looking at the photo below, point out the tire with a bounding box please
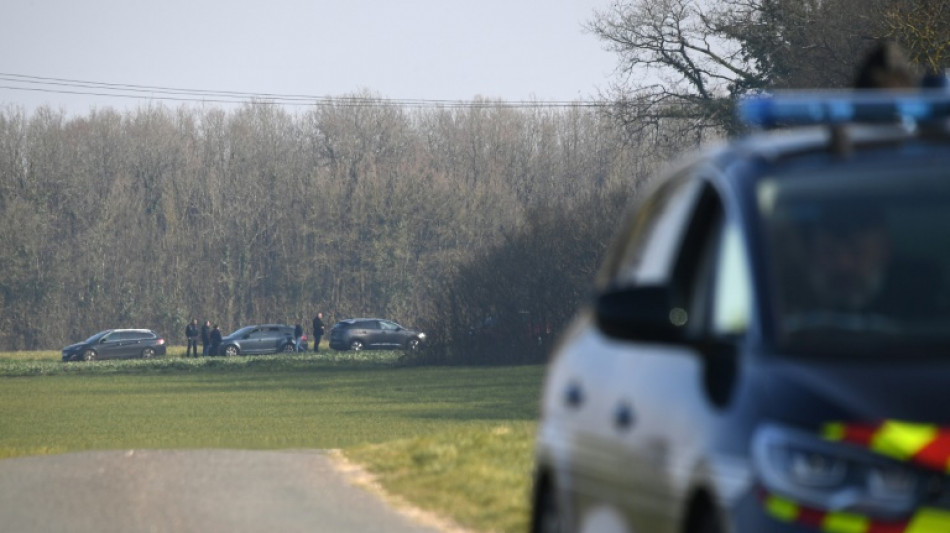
[694,509,724,533]
[82,349,96,362]
[349,340,364,351]
[405,338,420,351]
[282,343,295,353]
[223,345,239,357]
[531,481,562,533]
[142,347,156,359]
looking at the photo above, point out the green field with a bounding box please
[0,350,544,533]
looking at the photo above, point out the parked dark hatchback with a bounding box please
[62,329,167,361]
[329,318,425,351]
[217,324,305,356]
[531,89,950,533]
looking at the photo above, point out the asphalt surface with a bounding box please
[0,449,452,533]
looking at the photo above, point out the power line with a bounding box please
[0,72,609,109]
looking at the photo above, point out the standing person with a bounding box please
[200,320,211,356]
[210,324,222,356]
[312,312,325,352]
[294,322,304,352]
[185,318,199,358]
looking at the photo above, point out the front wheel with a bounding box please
[142,347,156,359]
[349,340,364,351]
[282,343,295,353]
[531,481,562,533]
[405,338,420,351]
[223,345,239,357]
[82,349,96,362]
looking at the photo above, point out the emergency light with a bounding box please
[739,85,950,129]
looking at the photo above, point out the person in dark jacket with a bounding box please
[294,323,304,352]
[312,312,325,352]
[210,324,222,356]
[200,320,211,356]
[185,318,199,357]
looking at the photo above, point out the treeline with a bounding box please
[0,96,697,360]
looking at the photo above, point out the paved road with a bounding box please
[0,449,453,533]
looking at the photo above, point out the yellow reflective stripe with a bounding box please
[905,508,950,533]
[822,512,869,533]
[824,422,846,441]
[871,420,936,461]
[764,493,799,522]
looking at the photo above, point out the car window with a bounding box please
[84,331,108,343]
[380,321,398,331]
[760,155,950,354]
[599,171,702,287]
[666,182,731,338]
[711,220,752,336]
[361,321,380,330]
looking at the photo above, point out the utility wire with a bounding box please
[0,72,609,109]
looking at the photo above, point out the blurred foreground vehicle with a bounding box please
[531,87,950,533]
[62,329,167,361]
[217,324,304,356]
[329,318,425,351]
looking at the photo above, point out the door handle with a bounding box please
[614,402,635,431]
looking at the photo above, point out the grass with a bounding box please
[0,349,544,533]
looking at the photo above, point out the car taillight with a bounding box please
[156,338,165,345]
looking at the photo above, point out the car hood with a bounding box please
[62,342,87,352]
[751,355,950,425]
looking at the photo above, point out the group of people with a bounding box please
[291,312,326,352]
[183,312,326,356]
[184,319,223,357]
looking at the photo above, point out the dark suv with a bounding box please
[217,324,305,356]
[329,318,425,351]
[531,89,950,533]
[62,329,167,361]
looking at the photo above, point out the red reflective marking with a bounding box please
[867,520,907,533]
[797,507,825,528]
[912,431,950,471]
[842,424,879,445]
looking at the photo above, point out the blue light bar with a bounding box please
[739,89,950,129]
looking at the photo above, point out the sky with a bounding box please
[1,0,619,116]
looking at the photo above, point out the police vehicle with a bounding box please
[531,85,950,533]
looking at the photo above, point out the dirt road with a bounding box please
[0,449,454,533]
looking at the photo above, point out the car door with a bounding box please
[605,178,753,532]
[360,321,383,348]
[240,328,265,354]
[377,320,403,348]
[100,331,137,359]
[96,331,124,359]
[555,171,703,531]
[123,331,150,358]
[262,326,286,353]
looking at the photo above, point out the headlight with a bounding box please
[753,424,923,517]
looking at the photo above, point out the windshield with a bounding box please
[760,155,950,355]
[227,326,255,338]
[83,330,110,344]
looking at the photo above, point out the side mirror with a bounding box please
[594,285,688,343]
